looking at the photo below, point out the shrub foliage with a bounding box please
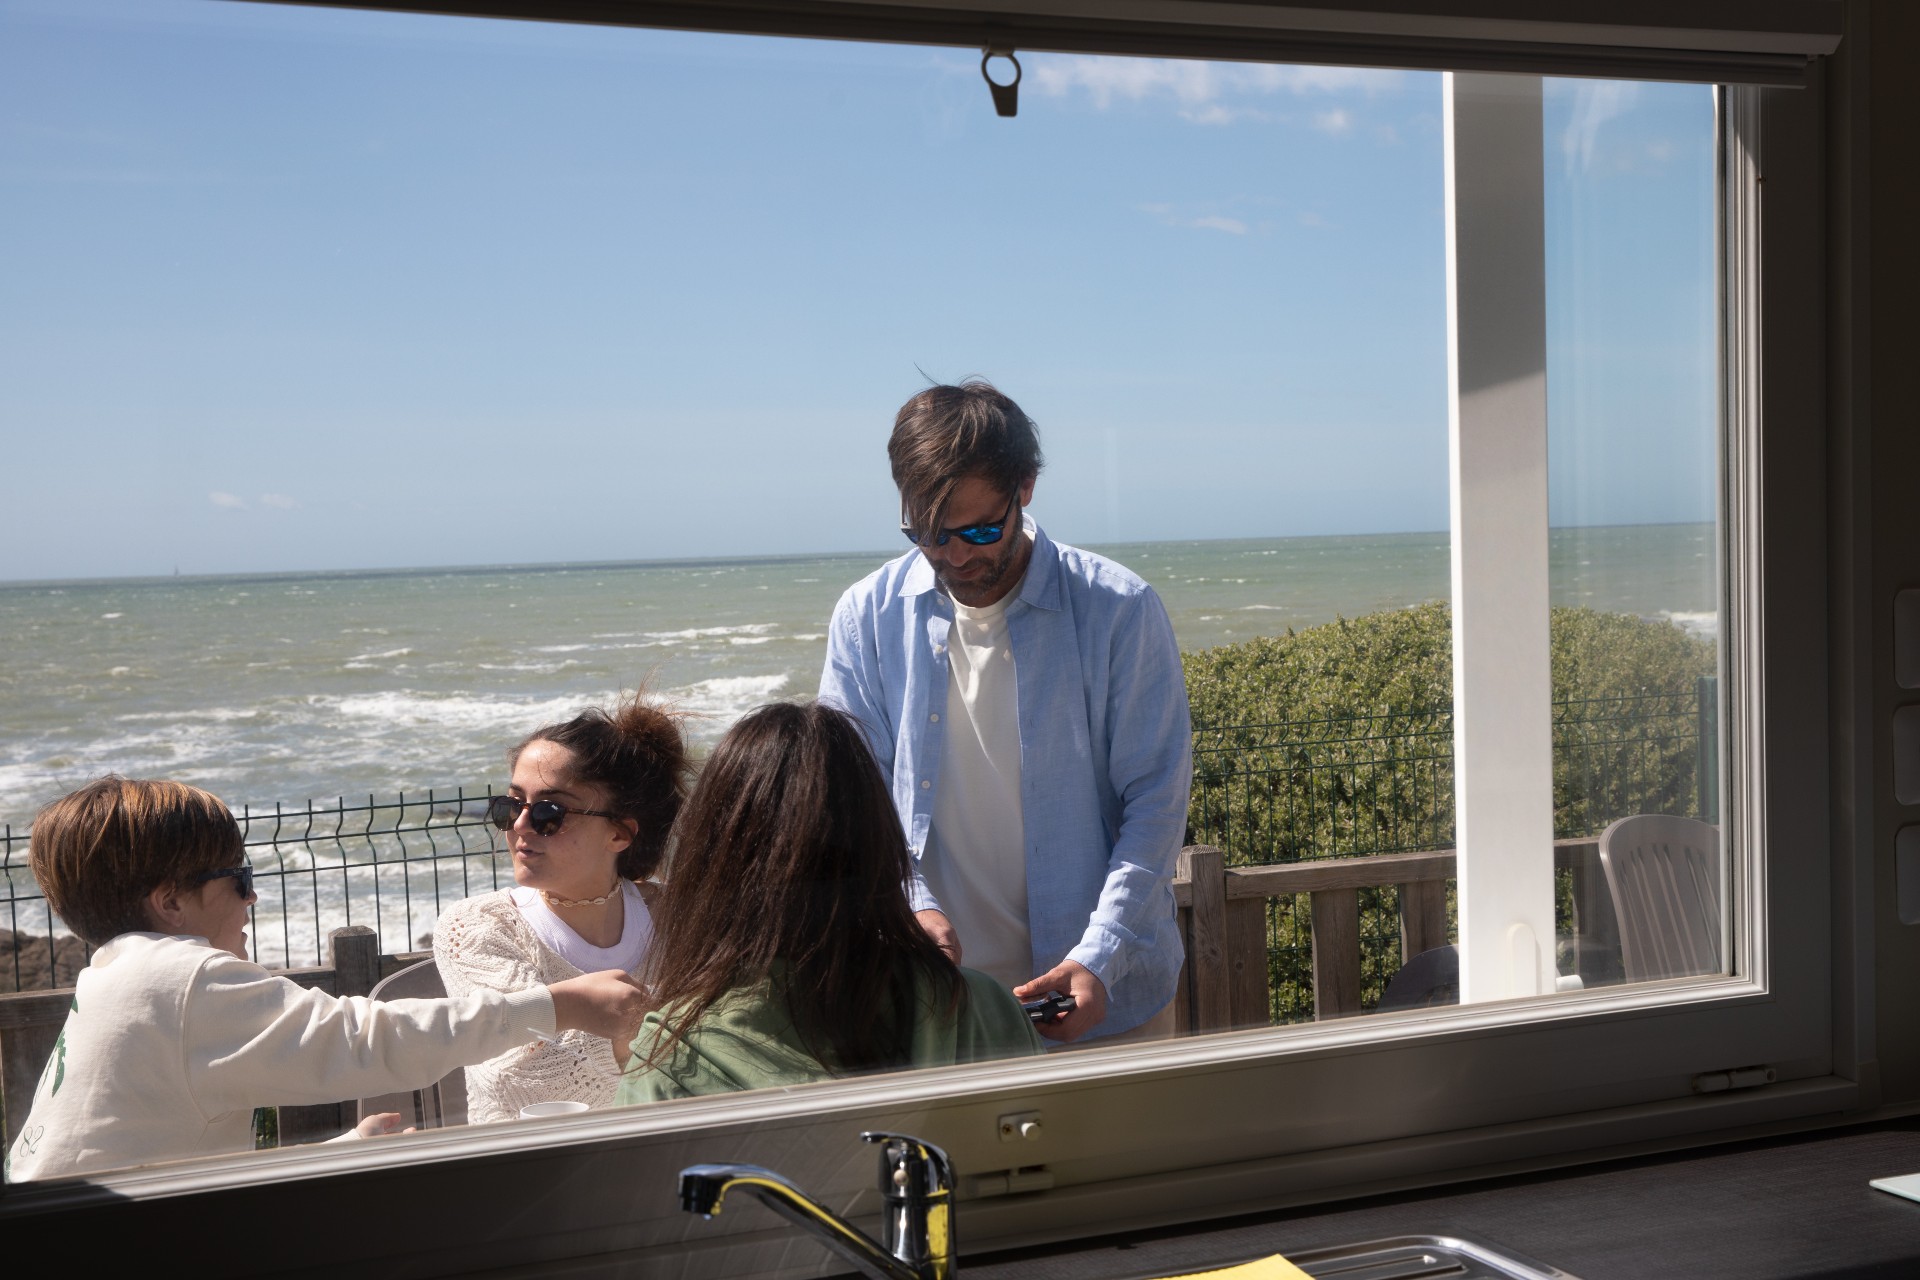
[1182,602,1716,1022]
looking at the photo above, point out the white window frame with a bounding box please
[0,7,1860,1276]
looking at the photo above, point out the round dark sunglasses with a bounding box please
[190,861,255,898]
[901,492,1018,548]
[487,794,618,837]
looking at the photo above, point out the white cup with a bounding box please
[519,1101,591,1120]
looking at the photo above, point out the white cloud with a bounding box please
[1561,81,1641,173]
[1181,104,1268,127]
[208,491,247,510]
[1297,211,1334,230]
[1311,108,1354,137]
[1138,205,1252,235]
[1191,215,1249,235]
[259,493,299,510]
[1031,54,1402,122]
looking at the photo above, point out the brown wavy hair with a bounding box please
[31,776,244,946]
[639,700,964,1074]
[889,379,1044,544]
[513,690,693,881]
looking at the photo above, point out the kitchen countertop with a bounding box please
[954,1117,1920,1280]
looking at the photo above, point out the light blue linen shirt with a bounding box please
[819,519,1192,1039]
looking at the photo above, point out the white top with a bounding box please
[923,580,1033,988]
[6,931,556,1181]
[511,880,652,976]
[434,886,657,1124]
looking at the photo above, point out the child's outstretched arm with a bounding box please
[182,953,657,1118]
[546,969,654,1055]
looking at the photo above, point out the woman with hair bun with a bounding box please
[434,691,692,1123]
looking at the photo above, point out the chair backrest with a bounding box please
[1377,944,1460,1012]
[356,958,469,1129]
[1596,814,1722,983]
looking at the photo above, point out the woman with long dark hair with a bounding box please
[435,691,692,1122]
[618,701,1040,1100]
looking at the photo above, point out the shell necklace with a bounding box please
[540,881,624,909]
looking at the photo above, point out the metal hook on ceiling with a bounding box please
[981,44,1021,118]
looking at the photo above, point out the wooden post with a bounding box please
[1224,898,1271,1029]
[1178,846,1230,1034]
[1398,878,1450,962]
[329,925,381,997]
[276,926,382,1146]
[1310,887,1362,1020]
[1,1017,65,1147]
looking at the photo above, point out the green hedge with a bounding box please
[1182,602,1715,1022]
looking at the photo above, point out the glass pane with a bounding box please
[1543,79,1723,990]
[0,0,1728,1184]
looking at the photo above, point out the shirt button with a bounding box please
[934,644,946,655]
[920,779,931,790]
[929,713,940,722]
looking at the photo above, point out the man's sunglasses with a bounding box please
[191,861,255,898]
[901,492,1018,548]
[487,794,618,838]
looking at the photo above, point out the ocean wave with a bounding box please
[348,647,414,662]
[532,644,593,653]
[675,673,792,721]
[118,707,263,723]
[642,622,777,642]
[328,689,611,733]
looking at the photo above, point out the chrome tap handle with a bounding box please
[860,1132,956,1279]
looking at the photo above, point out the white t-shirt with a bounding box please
[510,880,652,977]
[924,581,1033,989]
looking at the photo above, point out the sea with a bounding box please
[0,523,1717,832]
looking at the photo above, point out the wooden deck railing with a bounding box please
[1170,838,1619,1032]
[1,842,1625,1146]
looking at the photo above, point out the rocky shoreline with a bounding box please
[0,929,88,993]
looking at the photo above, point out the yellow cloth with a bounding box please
[1164,1257,1311,1280]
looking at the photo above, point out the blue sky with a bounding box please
[0,0,1715,581]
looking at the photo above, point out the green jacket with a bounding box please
[618,965,1043,1102]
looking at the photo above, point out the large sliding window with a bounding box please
[0,2,1852,1275]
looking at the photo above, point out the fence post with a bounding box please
[1397,879,1450,961]
[1,1015,65,1148]
[1310,888,1362,1020]
[275,926,382,1147]
[1178,846,1231,1034]
[1224,896,1271,1029]
[329,925,380,998]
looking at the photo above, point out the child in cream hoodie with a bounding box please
[7,776,651,1182]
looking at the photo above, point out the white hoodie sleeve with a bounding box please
[182,949,555,1118]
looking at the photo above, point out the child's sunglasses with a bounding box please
[487,795,618,838]
[191,861,255,898]
[901,492,1018,548]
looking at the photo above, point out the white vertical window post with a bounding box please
[1444,72,1556,1003]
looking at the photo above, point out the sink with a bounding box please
[1105,1233,1581,1280]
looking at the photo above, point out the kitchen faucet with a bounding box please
[679,1130,956,1280]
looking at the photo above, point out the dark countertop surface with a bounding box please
[954,1117,1920,1280]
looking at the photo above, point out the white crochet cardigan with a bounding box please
[433,885,657,1124]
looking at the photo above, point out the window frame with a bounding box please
[0,6,1864,1275]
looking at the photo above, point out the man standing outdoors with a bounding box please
[820,381,1192,1044]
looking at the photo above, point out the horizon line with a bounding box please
[0,519,1716,592]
